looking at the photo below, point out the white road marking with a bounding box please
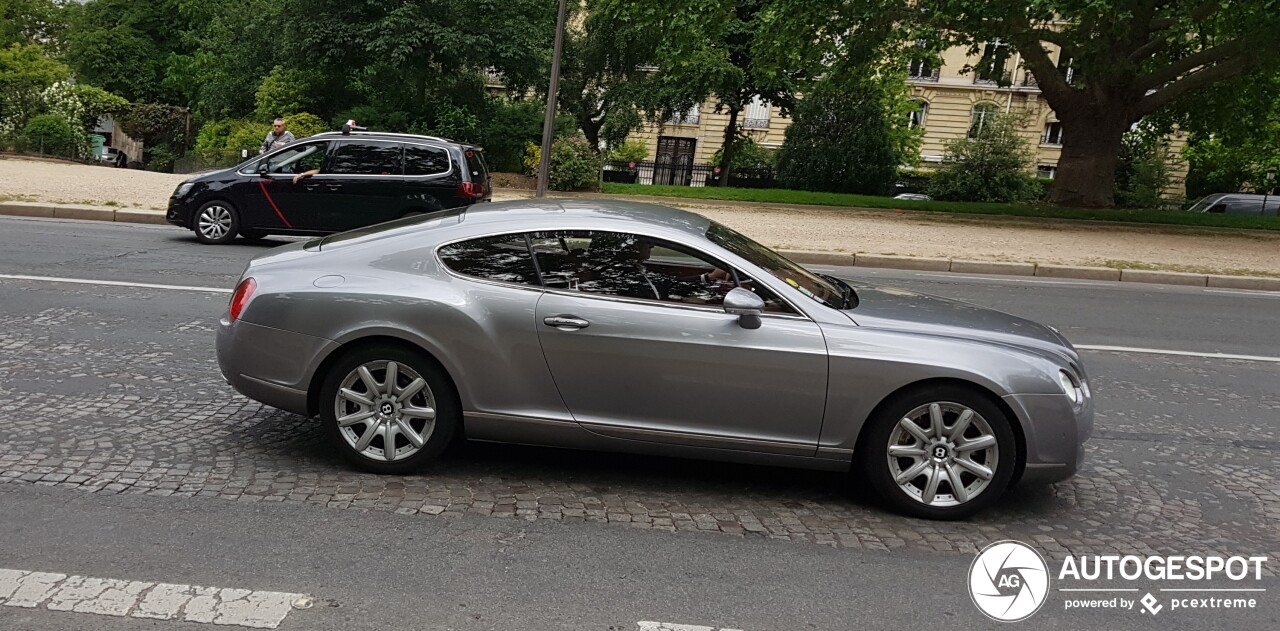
[639,622,745,631]
[0,273,231,294]
[1076,345,1280,363]
[1205,288,1280,299]
[0,568,306,628]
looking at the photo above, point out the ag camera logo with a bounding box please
[969,540,1051,622]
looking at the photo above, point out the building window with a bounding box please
[1037,164,1057,179]
[742,96,770,129]
[968,102,1000,138]
[667,104,700,126]
[1058,56,1078,85]
[975,39,1011,85]
[908,58,939,81]
[1042,121,1064,145]
[907,101,928,129]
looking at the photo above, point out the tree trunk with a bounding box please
[717,107,740,187]
[580,114,604,155]
[1049,109,1132,208]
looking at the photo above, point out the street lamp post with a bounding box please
[535,0,570,198]
[1264,169,1277,216]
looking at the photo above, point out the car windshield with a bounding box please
[706,222,847,310]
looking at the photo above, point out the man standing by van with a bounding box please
[260,118,295,154]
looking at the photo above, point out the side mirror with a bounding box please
[724,287,765,330]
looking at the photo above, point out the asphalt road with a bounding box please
[0,216,1277,630]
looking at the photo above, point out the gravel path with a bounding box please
[4,156,1277,275]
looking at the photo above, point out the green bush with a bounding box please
[608,139,649,163]
[22,114,81,156]
[776,76,911,195]
[545,135,603,191]
[928,112,1037,203]
[254,66,319,121]
[1114,122,1176,208]
[710,136,775,171]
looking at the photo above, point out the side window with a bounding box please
[404,144,450,176]
[529,230,795,313]
[437,234,539,285]
[330,141,402,175]
[256,142,329,175]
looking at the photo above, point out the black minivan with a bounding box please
[167,131,491,244]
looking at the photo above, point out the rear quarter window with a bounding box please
[438,234,538,285]
[404,144,450,176]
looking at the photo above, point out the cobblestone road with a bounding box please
[1,279,1277,570]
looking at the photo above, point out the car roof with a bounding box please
[310,130,475,148]
[314,199,714,250]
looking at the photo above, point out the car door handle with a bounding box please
[543,315,590,330]
[304,184,319,191]
[325,184,342,190]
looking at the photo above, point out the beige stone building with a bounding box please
[625,41,1186,194]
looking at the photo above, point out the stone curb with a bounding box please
[2,202,1276,293]
[777,250,1279,292]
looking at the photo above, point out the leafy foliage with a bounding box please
[23,113,80,155]
[254,66,321,121]
[608,139,650,163]
[710,137,775,171]
[776,76,916,195]
[928,112,1037,203]
[544,135,604,192]
[1114,122,1178,208]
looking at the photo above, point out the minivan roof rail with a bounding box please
[313,130,455,144]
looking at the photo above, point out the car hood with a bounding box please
[843,282,1078,362]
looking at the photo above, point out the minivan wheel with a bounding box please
[319,345,459,474]
[194,201,240,245]
[861,385,1016,520]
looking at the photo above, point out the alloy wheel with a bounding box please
[333,360,437,462]
[885,401,999,507]
[197,205,233,240]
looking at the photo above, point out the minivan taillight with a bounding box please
[229,278,256,322]
[457,181,485,199]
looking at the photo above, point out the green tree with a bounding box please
[1114,122,1177,208]
[556,1,651,153]
[594,0,808,186]
[776,75,916,195]
[710,136,775,171]
[1173,73,1280,199]
[1,0,65,49]
[0,43,70,133]
[254,66,320,121]
[771,0,1280,207]
[23,113,80,155]
[928,111,1037,203]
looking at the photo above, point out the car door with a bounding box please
[530,229,829,454]
[250,140,333,230]
[318,140,404,232]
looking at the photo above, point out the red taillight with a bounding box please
[229,277,256,322]
[457,181,485,198]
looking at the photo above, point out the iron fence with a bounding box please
[602,161,777,189]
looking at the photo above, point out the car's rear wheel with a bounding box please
[861,385,1016,520]
[319,345,458,474]
[194,201,240,245]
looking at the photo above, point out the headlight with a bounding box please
[175,182,194,197]
[1058,370,1081,404]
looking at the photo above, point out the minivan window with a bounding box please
[330,141,402,175]
[403,144,450,176]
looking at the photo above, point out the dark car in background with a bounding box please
[167,131,491,244]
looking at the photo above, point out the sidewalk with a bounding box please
[3,197,1277,292]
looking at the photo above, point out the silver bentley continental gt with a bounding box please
[215,200,1092,519]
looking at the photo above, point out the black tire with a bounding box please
[239,229,268,242]
[192,200,240,245]
[860,384,1017,520]
[319,344,459,475]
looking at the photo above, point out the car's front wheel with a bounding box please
[319,345,459,474]
[193,201,240,245]
[861,385,1016,520]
